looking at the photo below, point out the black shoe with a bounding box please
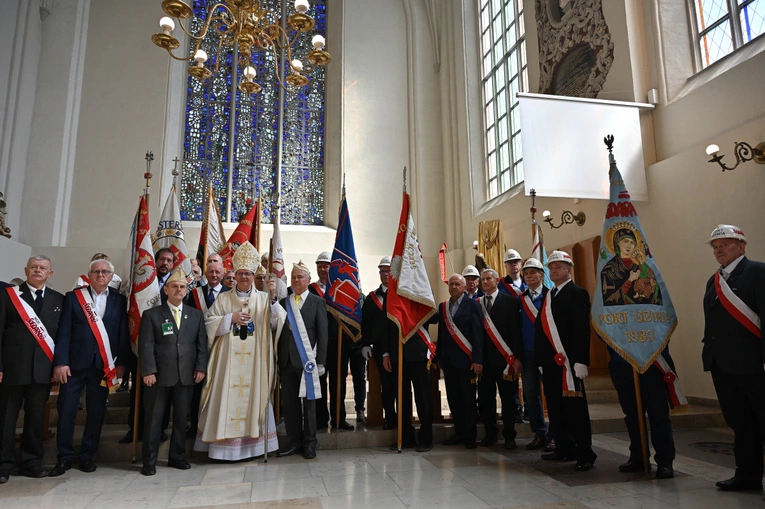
[656,465,674,479]
[78,459,97,473]
[48,460,72,477]
[18,466,50,478]
[465,441,477,449]
[716,476,763,491]
[515,406,525,424]
[526,437,545,450]
[356,410,365,423]
[443,435,464,446]
[543,438,556,452]
[504,439,517,450]
[0,471,8,484]
[168,459,191,470]
[574,461,594,472]
[276,444,303,457]
[332,421,355,431]
[117,382,129,392]
[141,465,156,476]
[618,459,649,473]
[480,436,497,447]
[416,443,433,452]
[541,452,573,461]
[382,422,397,430]
[303,447,316,460]
[160,432,168,442]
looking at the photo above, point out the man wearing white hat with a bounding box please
[534,250,596,471]
[499,249,526,297]
[462,265,484,301]
[361,256,398,429]
[703,225,765,492]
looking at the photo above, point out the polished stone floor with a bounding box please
[1,428,762,509]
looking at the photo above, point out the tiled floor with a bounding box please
[2,428,763,509]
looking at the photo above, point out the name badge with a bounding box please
[162,322,174,335]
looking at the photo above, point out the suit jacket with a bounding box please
[278,293,329,370]
[361,286,397,353]
[54,287,129,371]
[0,282,65,384]
[436,295,483,370]
[702,257,765,375]
[481,291,523,367]
[186,284,229,310]
[534,281,591,369]
[138,303,208,386]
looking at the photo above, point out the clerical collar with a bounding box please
[235,286,252,298]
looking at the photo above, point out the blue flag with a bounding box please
[326,192,363,340]
[591,137,677,373]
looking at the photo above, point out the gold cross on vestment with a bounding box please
[230,408,247,431]
[234,342,252,365]
[233,375,250,397]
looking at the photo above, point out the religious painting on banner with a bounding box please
[592,137,677,373]
[326,192,362,340]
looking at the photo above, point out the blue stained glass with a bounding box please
[180,0,326,225]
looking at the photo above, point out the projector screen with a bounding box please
[518,93,653,201]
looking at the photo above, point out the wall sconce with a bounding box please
[706,141,765,172]
[542,209,586,229]
[472,240,479,251]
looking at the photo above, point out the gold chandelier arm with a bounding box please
[176,3,236,40]
[166,47,194,61]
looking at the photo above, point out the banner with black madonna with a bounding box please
[592,136,678,373]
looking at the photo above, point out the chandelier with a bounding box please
[151,0,330,94]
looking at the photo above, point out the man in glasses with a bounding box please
[50,259,129,476]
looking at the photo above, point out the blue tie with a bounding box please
[206,288,216,307]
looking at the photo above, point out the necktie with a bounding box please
[719,268,729,281]
[295,294,302,308]
[551,288,558,298]
[206,288,216,307]
[35,289,44,312]
[172,307,181,328]
[485,295,493,313]
[530,290,537,300]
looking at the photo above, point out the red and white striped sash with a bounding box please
[73,288,118,389]
[372,291,435,360]
[6,287,55,362]
[520,293,539,323]
[714,271,761,338]
[76,274,91,287]
[653,355,688,409]
[539,291,581,397]
[441,300,472,359]
[191,287,207,314]
[498,280,522,297]
[310,282,325,297]
[481,298,519,380]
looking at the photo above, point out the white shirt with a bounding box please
[511,277,523,288]
[720,254,745,279]
[26,283,46,297]
[553,279,572,295]
[207,283,223,301]
[527,285,544,300]
[317,280,327,292]
[293,289,310,309]
[89,286,109,318]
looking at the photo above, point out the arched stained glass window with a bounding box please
[180,0,327,225]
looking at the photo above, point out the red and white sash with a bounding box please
[498,280,523,297]
[481,297,519,380]
[653,355,688,409]
[310,282,325,297]
[714,271,761,338]
[539,291,581,397]
[73,288,118,389]
[191,286,207,314]
[6,287,55,362]
[441,300,472,359]
[76,274,91,287]
[371,291,434,361]
[520,292,539,323]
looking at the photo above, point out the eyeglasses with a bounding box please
[379,270,391,275]
[89,270,113,276]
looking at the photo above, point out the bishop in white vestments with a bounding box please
[194,242,285,460]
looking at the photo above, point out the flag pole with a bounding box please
[530,188,537,246]
[397,167,407,453]
[132,150,154,463]
[335,326,343,430]
[632,368,651,472]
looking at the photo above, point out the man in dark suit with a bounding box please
[535,250,596,471]
[702,224,765,492]
[360,256,398,430]
[437,274,483,449]
[478,268,523,449]
[276,262,328,460]
[0,256,64,482]
[49,259,129,476]
[138,270,207,476]
[185,260,226,438]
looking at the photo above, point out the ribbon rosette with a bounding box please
[663,371,676,383]
[554,353,567,367]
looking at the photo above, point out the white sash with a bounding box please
[441,300,472,359]
[653,355,688,408]
[6,287,55,361]
[714,271,761,338]
[286,295,322,400]
[481,298,519,380]
[540,291,580,397]
[74,288,118,389]
[192,287,208,314]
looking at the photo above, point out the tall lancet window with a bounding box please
[180,0,327,225]
[478,0,528,199]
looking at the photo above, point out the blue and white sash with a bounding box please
[285,295,322,400]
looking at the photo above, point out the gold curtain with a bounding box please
[478,219,504,272]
